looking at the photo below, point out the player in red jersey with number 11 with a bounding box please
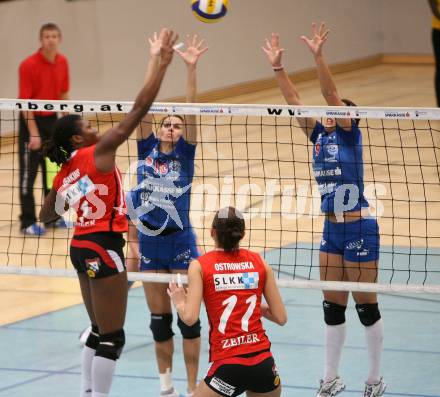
[168,207,287,397]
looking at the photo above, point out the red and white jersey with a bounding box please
[199,248,271,362]
[52,145,127,236]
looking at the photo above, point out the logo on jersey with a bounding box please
[214,272,259,291]
[86,258,100,278]
[144,155,180,177]
[61,175,95,206]
[159,163,168,175]
[326,144,338,156]
[315,142,321,156]
[145,156,153,167]
[169,160,181,173]
[209,377,235,396]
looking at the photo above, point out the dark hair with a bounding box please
[212,207,245,251]
[43,115,81,165]
[341,98,360,127]
[39,23,61,38]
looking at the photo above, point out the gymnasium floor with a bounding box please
[1,63,440,396]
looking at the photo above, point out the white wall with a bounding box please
[0,0,432,102]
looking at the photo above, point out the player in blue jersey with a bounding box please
[126,34,208,397]
[263,23,386,397]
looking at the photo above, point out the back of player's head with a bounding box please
[212,206,245,251]
[43,114,82,165]
[39,22,61,38]
[341,98,360,127]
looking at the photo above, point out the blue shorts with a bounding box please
[138,227,199,271]
[320,217,380,262]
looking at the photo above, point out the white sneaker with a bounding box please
[160,388,181,397]
[79,325,92,345]
[185,393,194,397]
[316,376,346,397]
[364,378,386,397]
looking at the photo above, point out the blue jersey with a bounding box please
[130,134,196,230]
[310,121,369,213]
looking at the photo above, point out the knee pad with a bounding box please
[177,316,201,339]
[150,313,174,342]
[355,303,381,326]
[85,324,100,350]
[95,329,125,361]
[323,300,347,325]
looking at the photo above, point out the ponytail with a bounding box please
[212,207,245,252]
[43,114,81,165]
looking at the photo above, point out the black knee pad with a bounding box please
[85,324,100,350]
[95,329,125,361]
[177,316,201,339]
[355,303,381,326]
[323,300,347,325]
[150,313,174,342]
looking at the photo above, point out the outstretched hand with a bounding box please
[157,28,179,66]
[262,33,284,67]
[148,31,162,57]
[167,276,187,307]
[175,34,209,66]
[301,22,330,57]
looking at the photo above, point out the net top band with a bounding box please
[2,98,440,120]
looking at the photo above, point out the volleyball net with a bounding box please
[0,99,439,294]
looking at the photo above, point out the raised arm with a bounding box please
[301,23,352,130]
[95,28,178,172]
[136,32,163,141]
[429,0,440,19]
[175,35,209,145]
[262,33,316,138]
[168,260,203,326]
[261,261,287,325]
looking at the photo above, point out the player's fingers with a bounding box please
[170,32,179,47]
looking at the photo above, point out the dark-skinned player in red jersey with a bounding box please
[39,28,178,397]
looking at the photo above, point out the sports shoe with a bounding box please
[316,376,346,397]
[185,393,193,397]
[79,325,92,345]
[160,388,181,397]
[364,378,386,397]
[21,223,46,236]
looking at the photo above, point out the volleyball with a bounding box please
[191,0,229,23]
